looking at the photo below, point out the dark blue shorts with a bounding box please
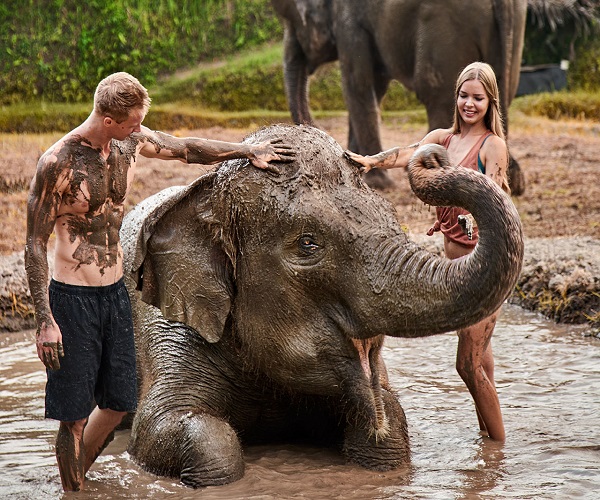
[45,278,137,422]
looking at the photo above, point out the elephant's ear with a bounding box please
[124,172,231,343]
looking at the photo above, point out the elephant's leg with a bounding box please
[129,398,244,487]
[348,65,390,154]
[411,9,480,132]
[363,72,395,190]
[342,389,410,471]
[338,30,392,190]
[179,412,244,487]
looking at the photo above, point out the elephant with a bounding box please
[270,0,527,194]
[120,124,523,488]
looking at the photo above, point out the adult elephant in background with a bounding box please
[121,124,523,488]
[271,0,527,194]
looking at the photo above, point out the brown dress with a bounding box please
[427,131,493,248]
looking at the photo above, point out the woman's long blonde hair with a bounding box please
[451,62,510,192]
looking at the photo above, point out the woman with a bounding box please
[346,61,510,441]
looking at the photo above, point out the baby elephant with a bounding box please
[120,124,523,487]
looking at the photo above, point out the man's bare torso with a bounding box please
[50,134,139,286]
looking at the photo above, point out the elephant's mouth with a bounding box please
[351,338,389,438]
[351,338,377,381]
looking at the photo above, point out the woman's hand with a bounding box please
[344,150,379,173]
[345,145,416,172]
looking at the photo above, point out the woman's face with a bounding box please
[456,79,490,127]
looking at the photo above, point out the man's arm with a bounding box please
[25,153,68,370]
[136,127,295,170]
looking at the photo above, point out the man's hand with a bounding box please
[248,139,296,173]
[36,322,64,370]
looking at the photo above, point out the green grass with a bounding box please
[1,42,599,133]
[512,90,600,121]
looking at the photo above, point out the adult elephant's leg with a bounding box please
[338,30,393,190]
[342,389,410,470]
[128,388,244,487]
[364,72,395,189]
[507,155,525,195]
[347,71,390,152]
[416,58,461,132]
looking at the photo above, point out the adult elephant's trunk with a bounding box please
[357,144,523,338]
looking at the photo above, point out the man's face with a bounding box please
[107,108,147,140]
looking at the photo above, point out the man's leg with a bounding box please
[56,418,87,491]
[83,407,127,472]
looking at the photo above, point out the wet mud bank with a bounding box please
[0,252,34,332]
[510,236,600,328]
[2,237,599,333]
[413,235,599,332]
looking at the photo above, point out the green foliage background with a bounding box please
[0,0,598,124]
[0,0,281,105]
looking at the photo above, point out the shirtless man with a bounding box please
[25,71,294,491]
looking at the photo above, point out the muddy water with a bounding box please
[1,304,598,499]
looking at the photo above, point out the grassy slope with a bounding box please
[0,41,598,133]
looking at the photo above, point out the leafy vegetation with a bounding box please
[512,89,600,120]
[0,0,282,104]
[0,0,598,132]
[150,43,421,111]
[522,0,600,89]
[1,40,600,134]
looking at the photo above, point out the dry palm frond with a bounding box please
[527,0,599,33]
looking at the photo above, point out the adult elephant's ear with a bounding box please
[122,172,232,343]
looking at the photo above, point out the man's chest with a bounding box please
[61,141,138,214]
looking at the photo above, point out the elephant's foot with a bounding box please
[342,390,410,471]
[363,169,395,190]
[129,408,244,488]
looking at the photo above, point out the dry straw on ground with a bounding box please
[1,114,598,331]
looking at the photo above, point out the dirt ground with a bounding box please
[1,113,599,330]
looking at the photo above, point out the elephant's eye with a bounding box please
[298,234,320,255]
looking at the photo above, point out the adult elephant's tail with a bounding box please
[493,0,528,195]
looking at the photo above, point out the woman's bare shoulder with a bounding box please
[483,133,507,151]
[422,128,453,145]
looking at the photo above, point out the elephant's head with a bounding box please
[123,124,523,438]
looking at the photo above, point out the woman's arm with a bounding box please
[345,144,418,172]
[344,128,450,172]
[480,135,509,190]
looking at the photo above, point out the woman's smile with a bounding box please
[457,79,489,124]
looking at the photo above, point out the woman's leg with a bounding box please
[445,238,505,441]
[456,313,505,441]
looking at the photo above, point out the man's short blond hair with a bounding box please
[94,72,151,123]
